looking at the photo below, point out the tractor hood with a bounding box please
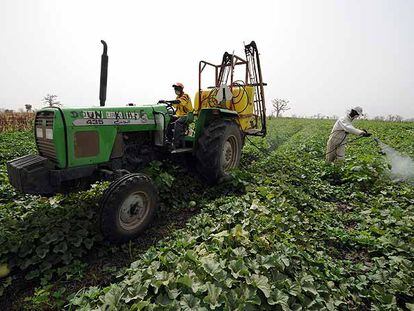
[34,105,170,169]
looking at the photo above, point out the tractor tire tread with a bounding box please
[196,120,242,184]
[100,173,158,243]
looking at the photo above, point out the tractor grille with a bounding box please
[35,111,57,162]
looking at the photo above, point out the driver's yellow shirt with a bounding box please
[174,93,193,117]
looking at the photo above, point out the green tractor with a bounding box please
[7,40,267,242]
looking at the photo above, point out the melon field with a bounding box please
[0,118,413,310]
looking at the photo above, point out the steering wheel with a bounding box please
[157,100,177,115]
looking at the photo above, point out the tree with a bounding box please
[394,115,403,122]
[271,98,290,117]
[42,94,61,107]
[25,104,32,112]
[386,114,403,122]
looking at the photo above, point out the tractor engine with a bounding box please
[119,132,155,172]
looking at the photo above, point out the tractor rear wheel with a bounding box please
[196,120,242,184]
[100,173,158,243]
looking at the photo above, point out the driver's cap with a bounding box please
[172,82,184,89]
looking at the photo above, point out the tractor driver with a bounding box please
[171,83,193,149]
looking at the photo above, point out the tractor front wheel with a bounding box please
[196,120,242,184]
[100,173,158,243]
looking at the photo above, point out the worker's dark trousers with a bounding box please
[173,116,188,147]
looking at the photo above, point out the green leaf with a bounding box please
[268,289,290,310]
[177,274,193,289]
[228,259,249,279]
[102,285,123,310]
[83,238,93,250]
[35,245,49,259]
[40,231,60,244]
[53,241,68,254]
[150,271,171,294]
[302,285,318,296]
[18,243,34,258]
[179,294,206,310]
[166,287,180,299]
[203,282,222,309]
[131,300,151,311]
[0,263,10,278]
[280,255,290,268]
[155,292,173,306]
[25,269,40,280]
[241,286,261,305]
[288,282,301,297]
[248,274,271,298]
[201,257,221,276]
[124,282,148,303]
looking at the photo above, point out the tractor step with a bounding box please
[171,148,193,154]
[244,129,262,135]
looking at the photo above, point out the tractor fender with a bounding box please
[194,108,240,145]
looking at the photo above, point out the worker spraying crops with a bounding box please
[326,106,372,162]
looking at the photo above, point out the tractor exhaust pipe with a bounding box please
[99,40,108,107]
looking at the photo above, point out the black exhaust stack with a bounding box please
[99,40,108,107]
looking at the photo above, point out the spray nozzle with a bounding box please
[373,138,386,155]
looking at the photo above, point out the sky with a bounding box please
[0,0,413,118]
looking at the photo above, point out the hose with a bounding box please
[200,81,251,113]
[324,135,363,157]
[246,133,373,159]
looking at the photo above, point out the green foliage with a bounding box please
[1,120,413,310]
[0,131,107,299]
[69,119,414,310]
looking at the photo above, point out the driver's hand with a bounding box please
[158,100,166,103]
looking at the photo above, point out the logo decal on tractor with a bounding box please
[72,110,153,126]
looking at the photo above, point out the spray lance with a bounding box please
[372,137,387,155]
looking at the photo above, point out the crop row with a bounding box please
[0,112,35,133]
[69,119,414,310]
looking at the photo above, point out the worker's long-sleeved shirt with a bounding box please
[173,93,193,117]
[326,115,363,161]
[331,115,364,136]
